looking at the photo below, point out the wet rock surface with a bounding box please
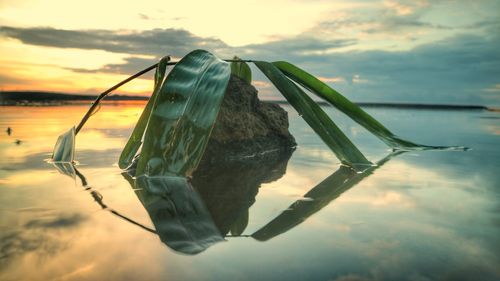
[199,75,296,165]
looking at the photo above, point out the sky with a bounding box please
[0,0,499,105]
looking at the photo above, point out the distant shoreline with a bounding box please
[0,91,148,102]
[0,91,491,111]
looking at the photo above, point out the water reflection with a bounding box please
[0,212,87,272]
[120,149,296,255]
[52,162,157,234]
[191,149,295,237]
[124,173,224,255]
[252,151,403,241]
[3,105,499,280]
[51,147,403,255]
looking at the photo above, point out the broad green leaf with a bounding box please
[51,126,75,163]
[254,61,372,170]
[137,50,231,177]
[272,61,445,150]
[252,151,402,241]
[119,57,171,169]
[230,56,252,84]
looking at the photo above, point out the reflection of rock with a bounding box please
[201,75,296,164]
[192,148,294,236]
[123,142,294,254]
[122,148,293,254]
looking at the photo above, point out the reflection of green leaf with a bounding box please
[230,56,252,84]
[51,162,76,179]
[254,61,371,170]
[230,209,249,236]
[252,152,402,241]
[137,50,231,177]
[51,126,75,163]
[130,174,224,255]
[272,61,445,150]
[119,57,171,169]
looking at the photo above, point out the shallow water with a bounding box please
[0,103,499,281]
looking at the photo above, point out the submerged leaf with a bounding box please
[136,50,231,177]
[51,126,75,163]
[119,57,171,169]
[230,56,252,84]
[272,61,449,150]
[254,61,371,170]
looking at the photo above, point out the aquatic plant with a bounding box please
[48,50,467,253]
[52,49,460,175]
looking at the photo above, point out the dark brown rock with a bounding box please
[199,75,296,165]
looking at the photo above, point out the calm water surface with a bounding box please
[0,103,499,281]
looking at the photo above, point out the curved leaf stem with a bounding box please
[75,59,166,134]
[74,58,253,135]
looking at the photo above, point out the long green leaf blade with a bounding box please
[273,61,442,150]
[254,61,371,169]
[118,57,170,169]
[137,50,231,177]
[230,56,252,84]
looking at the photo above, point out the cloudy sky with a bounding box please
[0,0,499,105]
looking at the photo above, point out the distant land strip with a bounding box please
[0,91,493,111]
[0,91,148,102]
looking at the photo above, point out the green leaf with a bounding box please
[230,56,252,84]
[136,50,231,177]
[51,126,75,163]
[272,61,445,150]
[254,61,372,170]
[118,57,171,169]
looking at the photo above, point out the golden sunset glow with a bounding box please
[0,0,365,45]
[0,105,145,163]
[0,1,499,280]
[0,0,364,95]
[0,0,498,103]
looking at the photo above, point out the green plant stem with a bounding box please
[74,58,252,135]
[75,62,160,134]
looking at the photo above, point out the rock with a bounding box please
[199,75,296,165]
[125,75,296,175]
